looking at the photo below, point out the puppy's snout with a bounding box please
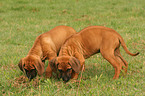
[63,77,70,82]
[62,74,71,82]
[25,69,37,81]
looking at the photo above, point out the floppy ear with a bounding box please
[49,58,58,71]
[34,59,45,75]
[18,59,24,72]
[69,57,81,73]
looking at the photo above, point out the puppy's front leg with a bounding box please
[71,72,79,79]
[45,52,57,78]
[45,63,52,78]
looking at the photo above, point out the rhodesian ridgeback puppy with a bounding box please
[18,25,76,80]
[47,26,139,82]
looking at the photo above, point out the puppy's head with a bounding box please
[50,56,81,82]
[18,55,45,81]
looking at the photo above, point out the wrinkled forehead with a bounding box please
[57,63,71,71]
[57,56,70,62]
[57,57,71,70]
[23,60,35,70]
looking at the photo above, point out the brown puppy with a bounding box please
[18,25,76,80]
[47,26,139,82]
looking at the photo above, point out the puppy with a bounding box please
[47,26,139,82]
[18,25,76,81]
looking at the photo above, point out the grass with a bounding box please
[0,0,145,95]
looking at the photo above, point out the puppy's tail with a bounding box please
[118,36,139,56]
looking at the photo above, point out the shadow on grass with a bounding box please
[81,63,114,80]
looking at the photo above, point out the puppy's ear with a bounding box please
[49,58,58,71]
[18,59,24,72]
[69,57,81,73]
[34,59,45,75]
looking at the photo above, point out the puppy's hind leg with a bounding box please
[100,49,121,79]
[115,48,128,73]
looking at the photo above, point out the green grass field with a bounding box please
[0,0,145,95]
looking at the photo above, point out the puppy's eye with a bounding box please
[67,68,72,71]
[58,69,63,72]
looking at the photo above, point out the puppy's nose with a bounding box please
[63,77,69,82]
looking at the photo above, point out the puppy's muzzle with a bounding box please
[62,77,70,82]
[25,69,37,81]
[61,74,71,82]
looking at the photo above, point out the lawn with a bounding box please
[0,0,145,95]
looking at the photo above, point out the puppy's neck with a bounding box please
[26,55,40,60]
[59,46,73,56]
[28,43,42,58]
[59,40,83,57]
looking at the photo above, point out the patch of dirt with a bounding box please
[12,75,40,88]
